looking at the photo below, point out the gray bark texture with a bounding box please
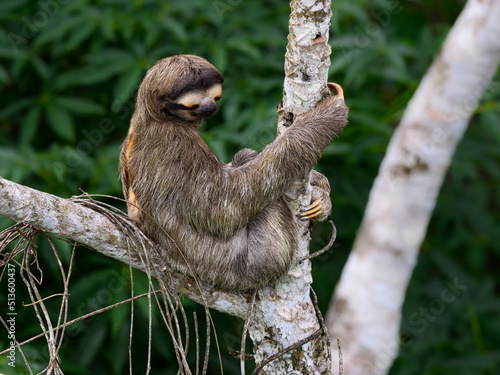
[248,0,335,374]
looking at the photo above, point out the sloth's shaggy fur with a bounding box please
[120,54,348,290]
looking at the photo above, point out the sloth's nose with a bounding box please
[201,102,217,117]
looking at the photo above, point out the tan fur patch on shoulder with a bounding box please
[126,134,134,163]
[127,189,140,220]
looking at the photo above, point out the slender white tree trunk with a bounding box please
[326,1,500,374]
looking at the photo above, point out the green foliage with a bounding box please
[0,0,499,374]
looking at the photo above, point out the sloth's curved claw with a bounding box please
[299,198,323,220]
[327,82,344,100]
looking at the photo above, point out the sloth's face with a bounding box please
[164,84,222,122]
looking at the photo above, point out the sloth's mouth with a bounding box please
[191,108,217,119]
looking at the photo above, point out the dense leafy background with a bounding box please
[1,0,499,374]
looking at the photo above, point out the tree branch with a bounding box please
[0,176,250,318]
[326,1,500,374]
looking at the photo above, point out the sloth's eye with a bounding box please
[214,96,221,101]
[186,105,200,110]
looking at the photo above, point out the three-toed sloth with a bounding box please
[120,54,348,290]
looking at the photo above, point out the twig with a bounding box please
[227,347,255,361]
[202,307,211,375]
[310,287,331,362]
[128,241,135,375]
[337,338,343,375]
[52,241,76,360]
[0,291,162,356]
[301,220,336,260]
[240,290,257,375]
[20,231,59,369]
[251,328,323,375]
[194,312,200,375]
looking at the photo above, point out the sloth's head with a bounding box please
[137,54,224,124]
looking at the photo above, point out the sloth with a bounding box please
[120,54,348,290]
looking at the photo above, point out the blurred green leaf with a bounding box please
[227,39,262,62]
[0,44,20,59]
[0,65,9,84]
[45,104,75,141]
[211,45,228,73]
[55,59,131,88]
[161,17,189,44]
[32,56,51,80]
[54,96,105,115]
[113,64,143,102]
[76,318,108,366]
[0,97,33,118]
[19,106,40,146]
[337,2,369,23]
[100,10,116,41]
[0,0,28,14]
[55,17,97,55]
[11,53,28,79]
[35,16,85,47]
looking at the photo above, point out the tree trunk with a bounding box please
[326,0,500,374]
[247,1,334,374]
